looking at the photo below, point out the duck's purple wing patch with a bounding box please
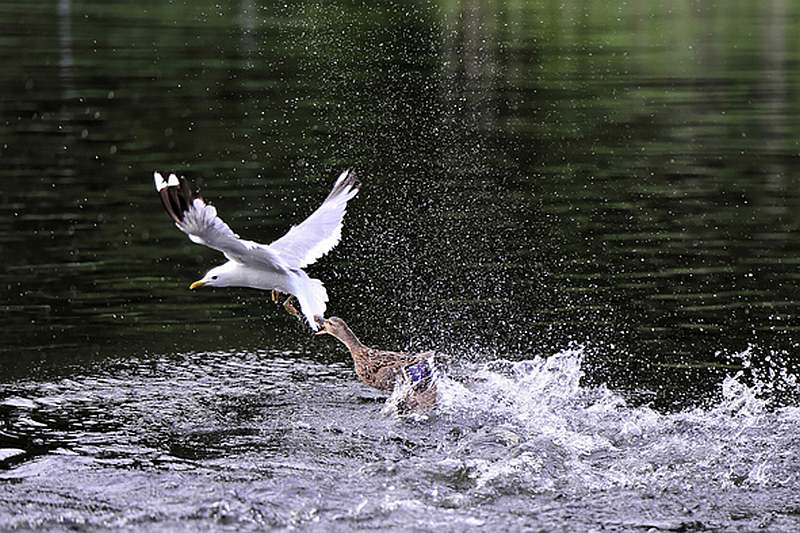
[404,360,433,385]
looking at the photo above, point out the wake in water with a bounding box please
[1,346,799,531]
[407,345,800,502]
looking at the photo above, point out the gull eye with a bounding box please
[211,275,218,280]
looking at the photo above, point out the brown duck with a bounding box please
[315,317,438,412]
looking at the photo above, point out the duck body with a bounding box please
[351,346,435,393]
[316,317,439,411]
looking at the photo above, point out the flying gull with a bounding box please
[154,170,359,330]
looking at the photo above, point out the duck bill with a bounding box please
[189,280,205,290]
[313,316,327,335]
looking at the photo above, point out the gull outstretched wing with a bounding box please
[154,172,284,268]
[267,170,360,268]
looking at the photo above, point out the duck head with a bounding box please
[314,316,364,349]
[314,316,349,337]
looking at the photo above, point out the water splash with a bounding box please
[1,346,799,531]
[426,345,800,499]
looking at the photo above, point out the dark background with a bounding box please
[2,0,800,407]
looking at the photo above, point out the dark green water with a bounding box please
[3,0,800,400]
[2,1,800,531]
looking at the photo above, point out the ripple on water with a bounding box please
[1,346,799,531]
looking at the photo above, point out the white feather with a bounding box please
[153,169,358,330]
[268,170,359,268]
[291,270,329,330]
[154,171,167,191]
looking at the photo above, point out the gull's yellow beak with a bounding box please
[189,280,205,290]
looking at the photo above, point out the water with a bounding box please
[2,0,800,530]
[2,348,799,530]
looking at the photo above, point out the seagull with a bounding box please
[153,170,359,330]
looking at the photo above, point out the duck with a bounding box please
[314,316,439,413]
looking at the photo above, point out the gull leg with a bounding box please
[272,290,300,320]
[283,296,300,318]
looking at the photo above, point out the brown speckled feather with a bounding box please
[318,317,439,412]
[351,348,428,392]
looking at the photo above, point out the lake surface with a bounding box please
[2,0,800,530]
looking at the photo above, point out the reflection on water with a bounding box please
[2,0,800,529]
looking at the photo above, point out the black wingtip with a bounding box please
[158,187,180,224]
[156,173,197,224]
[348,170,361,193]
[328,168,360,200]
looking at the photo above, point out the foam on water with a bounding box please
[1,346,799,531]
[428,346,800,498]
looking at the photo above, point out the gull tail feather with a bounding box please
[291,270,329,331]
